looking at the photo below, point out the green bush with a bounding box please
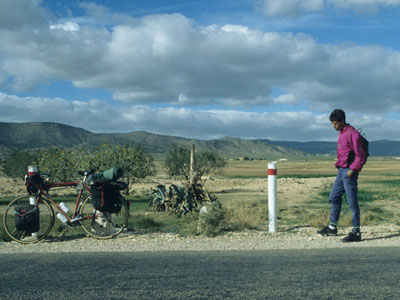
[1,150,37,178]
[197,202,226,237]
[165,144,226,180]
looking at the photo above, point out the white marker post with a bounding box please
[268,161,277,233]
[28,166,39,237]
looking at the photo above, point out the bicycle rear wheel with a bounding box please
[79,196,129,239]
[2,195,55,244]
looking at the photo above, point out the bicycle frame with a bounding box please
[35,175,92,224]
[3,169,130,243]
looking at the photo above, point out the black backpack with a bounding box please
[357,128,370,162]
[90,180,126,213]
[347,128,369,166]
[14,204,40,233]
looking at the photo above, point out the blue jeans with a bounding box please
[329,168,360,231]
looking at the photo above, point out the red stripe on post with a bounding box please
[268,169,277,176]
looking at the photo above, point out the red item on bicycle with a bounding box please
[24,173,44,195]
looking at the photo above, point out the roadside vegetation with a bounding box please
[1,154,400,241]
[0,143,156,194]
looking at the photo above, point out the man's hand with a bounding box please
[347,169,353,177]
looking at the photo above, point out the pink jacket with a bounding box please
[335,124,367,172]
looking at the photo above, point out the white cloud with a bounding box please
[1,2,400,115]
[258,0,400,17]
[49,22,80,32]
[259,0,324,18]
[1,92,399,141]
[272,94,299,105]
[330,0,400,14]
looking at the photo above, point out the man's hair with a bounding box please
[329,109,346,122]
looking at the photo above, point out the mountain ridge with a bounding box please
[1,122,399,157]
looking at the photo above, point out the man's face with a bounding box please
[332,120,345,131]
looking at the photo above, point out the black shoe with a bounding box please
[342,231,362,243]
[317,226,337,236]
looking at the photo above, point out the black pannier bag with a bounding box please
[14,204,40,233]
[91,180,126,213]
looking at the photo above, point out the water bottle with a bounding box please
[60,202,70,214]
[57,213,68,224]
[29,196,39,236]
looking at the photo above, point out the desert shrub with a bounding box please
[149,182,218,216]
[197,202,226,236]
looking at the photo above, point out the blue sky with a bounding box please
[1,0,400,141]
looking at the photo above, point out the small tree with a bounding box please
[1,150,37,178]
[92,143,156,194]
[34,147,78,181]
[165,144,226,180]
[150,145,224,215]
[195,151,227,178]
[165,144,191,180]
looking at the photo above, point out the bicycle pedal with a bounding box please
[65,221,75,229]
[57,224,66,233]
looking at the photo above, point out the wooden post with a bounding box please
[190,144,195,174]
[190,144,195,184]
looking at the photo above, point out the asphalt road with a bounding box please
[1,247,400,300]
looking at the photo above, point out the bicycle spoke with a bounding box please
[80,196,129,239]
[3,195,55,244]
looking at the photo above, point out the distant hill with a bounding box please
[0,122,94,151]
[268,140,400,157]
[0,122,307,159]
[268,141,336,155]
[1,122,399,157]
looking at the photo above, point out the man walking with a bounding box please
[317,109,367,242]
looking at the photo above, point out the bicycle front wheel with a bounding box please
[2,195,55,244]
[79,196,129,239]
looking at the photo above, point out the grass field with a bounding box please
[220,157,400,230]
[1,157,400,240]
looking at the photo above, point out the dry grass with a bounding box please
[216,158,400,230]
[1,157,400,236]
[223,157,400,177]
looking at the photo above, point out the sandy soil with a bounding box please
[132,175,334,209]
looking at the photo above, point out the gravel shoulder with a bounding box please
[1,224,399,254]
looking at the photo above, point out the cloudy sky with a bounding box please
[1,0,400,141]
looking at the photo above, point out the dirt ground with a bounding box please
[0,172,333,219]
[128,174,334,210]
